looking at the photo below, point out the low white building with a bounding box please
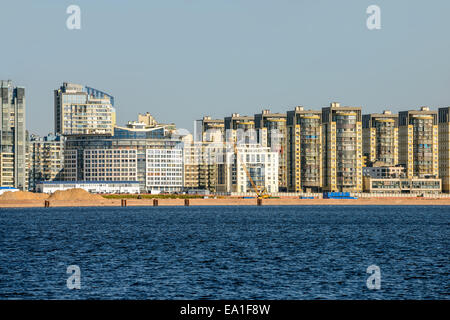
[36,181,140,194]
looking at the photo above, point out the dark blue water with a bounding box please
[0,206,448,299]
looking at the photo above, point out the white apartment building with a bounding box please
[217,144,279,193]
[146,148,183,193]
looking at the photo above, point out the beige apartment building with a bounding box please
[398,107,439,179]
[322,102,363,192]
[362,111,398,166]
[286,106,322,192]
[438,107,450,193]
[254,109,288,191]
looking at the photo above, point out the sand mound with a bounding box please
[0,191,49,200]
[48,188,104,201]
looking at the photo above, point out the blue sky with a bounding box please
[1,0,450,135]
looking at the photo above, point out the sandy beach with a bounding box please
[1,197,450,208]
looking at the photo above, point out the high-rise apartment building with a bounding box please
[254,109,288,191]
[362,110,398,166]
[224,113,256,143]
[54,82,115,135]
[322,102,363,192]
[28,134,65,191]
[0,80,26,190]
[398,107,439,179]
[438,107,450,193]
[286,106,322,192]
[195,116,225,143]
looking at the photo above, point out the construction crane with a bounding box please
[233,143,269,199]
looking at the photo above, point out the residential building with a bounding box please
[439,107,450,193]
[362,110,398,166]
[286,106,322,192]
[398,107,439,179]
[322,102,363,192]
[216,144,279,194]
[54,82,115,135]
[0,80,26,190]
[28,134,65,191]
[224,113,256,144]
[254,109,288,191]
[195,116,225,142]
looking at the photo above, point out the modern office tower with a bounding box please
[362,110,398,166]
[322,102,363,192]
[398,107,439,179]
[195,116,225,142]
[216,144,279,193]
[286,106,322,192]
[224,113,256,144]
[438,107,450,193]
[54,82,115,135]
[254,109,288,191]
[63,125,181,193]
[28,134,65,191]
[0,80,26,190]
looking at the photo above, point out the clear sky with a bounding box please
[1,0,450,135]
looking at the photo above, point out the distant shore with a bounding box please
[1,197,450,208]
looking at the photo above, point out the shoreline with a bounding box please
[1,197,450,208]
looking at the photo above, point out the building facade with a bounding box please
[0,80,26,190]
[362,111,398,166]
[28,134,64,191]
[54,82,115,135]
[322,102,363,192]
[398,107,439,179]
[286,106,322,192]
[217,144,279,194]
[195,116,225,143]
[224,113,256,143]
[363,177,441,194]
[183,134,223,192]
[439,107,450,193]
[254,109,288,191]
[146,148,183,193]
[63,126,182,193]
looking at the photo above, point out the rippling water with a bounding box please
[0,206,448,299]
